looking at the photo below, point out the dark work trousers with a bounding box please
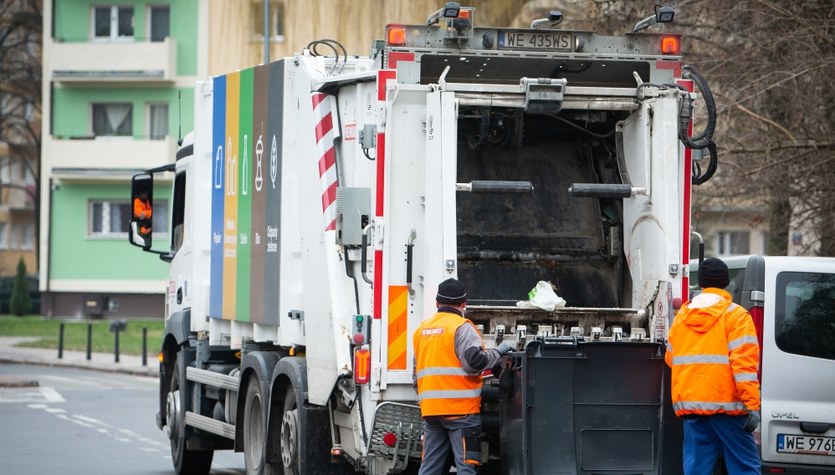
[683,414,760,475]
[419,413,481,475]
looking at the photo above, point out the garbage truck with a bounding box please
[128,3,719,473]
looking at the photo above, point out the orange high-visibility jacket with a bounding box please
[413,311,483,417]
[134,197,152,219]
[665,288,760,416]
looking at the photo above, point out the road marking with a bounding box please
[0,386,65,403]
[56,413,96,428]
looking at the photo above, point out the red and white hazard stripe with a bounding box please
[312,92,340,231]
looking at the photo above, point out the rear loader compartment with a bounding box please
[456,108,629,309]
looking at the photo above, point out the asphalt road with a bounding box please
[0,363,244,475]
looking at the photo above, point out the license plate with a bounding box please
[777,434,835,456]
[498,31,571,51]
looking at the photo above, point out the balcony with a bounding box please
[48,37,177,84]
[0,183,36,211]
[47,136,177,177]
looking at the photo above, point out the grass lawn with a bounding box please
[0,316,165,356]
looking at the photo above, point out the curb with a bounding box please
[0,357,157,378]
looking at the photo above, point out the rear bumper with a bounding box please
[762,461,835,474]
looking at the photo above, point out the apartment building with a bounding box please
[40,0,207,317]
[0,1,39,294]
[37,0,540,318]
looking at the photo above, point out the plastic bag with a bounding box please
[516,281,566,311]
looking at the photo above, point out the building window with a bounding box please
[147,103,168,140]
[9,223,18,249]
[716,230,750,256]
[90,200,168,237]
[251,1,284,43]
[92,103,132,137]
[0,222,7,250]
[148,5,170,42]
[20,223,33,250]
[93,6,134,40]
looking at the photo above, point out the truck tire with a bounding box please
[244,377,279,475]
[167,357,213,474]
[279,384,301,475]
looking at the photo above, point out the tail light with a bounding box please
[749,305,764,382]
[354,346,371,385]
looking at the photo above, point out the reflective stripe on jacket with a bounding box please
[413,311,483,416]
[665,288,760,416]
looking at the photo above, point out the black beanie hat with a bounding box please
[436,278,467,305]
[698,257,730,289]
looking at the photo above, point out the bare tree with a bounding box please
[585,0,835,256]
[0,0,42,268]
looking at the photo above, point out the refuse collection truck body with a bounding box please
[129,5,717,474]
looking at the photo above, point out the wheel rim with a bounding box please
[280,407,298,468]
[166,388,181,441]
[246,390,264,470]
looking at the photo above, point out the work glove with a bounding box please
[743,410,760,432]
[496,341,516,355]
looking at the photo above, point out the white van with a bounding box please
[690,255,835,473]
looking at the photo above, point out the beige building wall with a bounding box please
[207,0,533,75]
[692,207,768,259]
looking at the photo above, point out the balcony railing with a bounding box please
[48,37,177,83]
[47,135,177,173]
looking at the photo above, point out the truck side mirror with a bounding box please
[130,173,154,250]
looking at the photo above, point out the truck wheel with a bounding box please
[244,377,278,475]
[280,384,301,475]
[167,358,213,474]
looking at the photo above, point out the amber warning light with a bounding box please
[661,35,681,55]
[386,25,406,46]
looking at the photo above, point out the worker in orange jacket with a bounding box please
[666,257,761,474]
[133,193,152,235]
[413,278,514,474]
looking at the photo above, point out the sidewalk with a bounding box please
[0,336,157,377]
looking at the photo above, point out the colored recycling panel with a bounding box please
[263,61,284,325]
[209,63,283,324]
[222,71,240,319]
[236,68,253,323]
[209,75,226,318]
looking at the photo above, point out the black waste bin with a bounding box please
[499,338,682,474]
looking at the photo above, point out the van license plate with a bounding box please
[498,32,571,51]
[777,434,835,455]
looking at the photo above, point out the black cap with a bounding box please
[436,278,467,305]
[698,257,730,289]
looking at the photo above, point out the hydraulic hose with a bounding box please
[691,142,718,185]
[678,65,719,185]
[680,65,716,148]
